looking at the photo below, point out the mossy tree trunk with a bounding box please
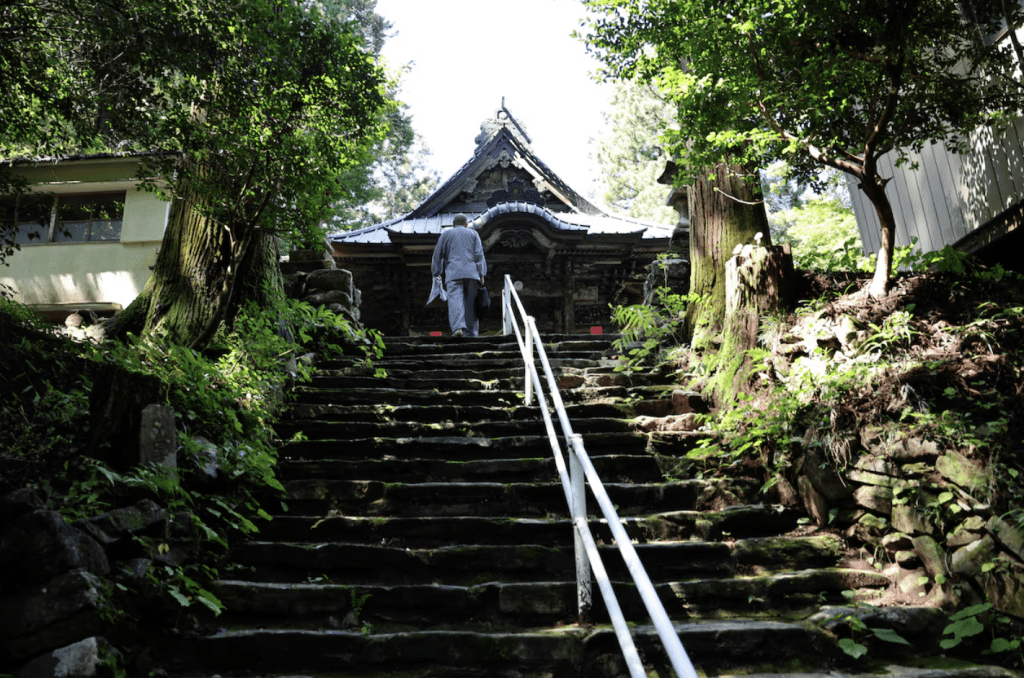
[108,169,282,347]
[684,162,772,349]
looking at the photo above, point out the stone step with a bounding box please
[212,568,890,630]
[275,453,662,484]
[229,535,845,586]
[255,506,805,547]
[277,479,760,518]
[283,402,642,425]
[731,669,1019,678]
[319,363,652,383]
[275,416,638,442]
[310,374,523,392]
[253,505,806,548]
[278,431,655,462]
[287,385,678,407]
[374,334,621,355]
[176,619,836,677]
[317,353,614,372]
[306,369,666,393]
[171,661,1020,678]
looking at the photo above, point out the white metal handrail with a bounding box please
[499,274,699,678]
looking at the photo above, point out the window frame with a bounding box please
[6,191,126,245]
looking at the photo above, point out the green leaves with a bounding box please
[583,0,1022,293]
[940,603,992,649]
[838,638,868,658]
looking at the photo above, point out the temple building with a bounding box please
[330,105,673,335]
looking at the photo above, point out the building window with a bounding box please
[3,192,125,245]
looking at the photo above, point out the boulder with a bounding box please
[853,485,893,515]
[853,454,898,475]
[0,569,108,660]
[950,535,997,578]
[936,451,987,495]
[896,567,929,596]
[0,510,110,585]
[911,535,948,580]
[886,436,940,461]
[881,531,913,553]
[0,488,45,523]
[946,515,986,548]
[834,314,864,352]
[305,290,354,310]
[847,512,888,545]
[891,504,936,536]
[809,604,945,643]
[15,636,117,678]
[977,557,1024,618]
[987,515,1024,561]
[670,390,708,415]
[804,447,853,503]
[184,436,220,483]
[73,500,169,547]
[306,268,354,294]
[847,469,897,487]
[797,475,830,526]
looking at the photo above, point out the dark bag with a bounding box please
[474,285,491,321]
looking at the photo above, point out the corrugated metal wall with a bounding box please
[849,116,1024,256]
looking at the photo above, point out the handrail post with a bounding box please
[524,316,536,407]
[502,276,513,336]
[569,433,592,624]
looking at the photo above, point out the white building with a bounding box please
[1,156,169,319]
[849,23,1024,264]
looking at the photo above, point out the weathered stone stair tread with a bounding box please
[310,374,520,391]
[275,416,638,441]
[230,535,844,585]
[289,384,677,407]
[316,364,659,384]
[278,479,760,517]
[316,354,608,372]
[279,431,653,461]
[283,402,636,424]
[725,668,1020,678]
[276,453,661,483]
[212,568,889,628]
[375,335,621,352]
[256,505,804,546]
[171,663,1019,678]
[177,333,1017,678]
[182,619,834,675]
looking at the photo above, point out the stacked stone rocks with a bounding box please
[282,245,361,326]
[643,257,690,304]
[781,313,1024,623]
[0,490,169,678]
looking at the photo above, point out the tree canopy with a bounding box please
[592,79,678,225]
[2,0,396,344]
[583,0,1020,297]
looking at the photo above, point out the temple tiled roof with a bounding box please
[331,105,671,247]
[333,200,671,245]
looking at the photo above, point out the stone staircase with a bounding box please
[177,334,1018,678]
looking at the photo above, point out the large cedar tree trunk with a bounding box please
[684,163,772,348]
[108,173,281,347]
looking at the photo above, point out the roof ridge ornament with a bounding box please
[474,100,532,151]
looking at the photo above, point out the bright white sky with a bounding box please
[373,0,616,197]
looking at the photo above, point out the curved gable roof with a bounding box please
[330,105,671,248]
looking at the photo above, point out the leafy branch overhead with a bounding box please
[582,0,1022,298]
